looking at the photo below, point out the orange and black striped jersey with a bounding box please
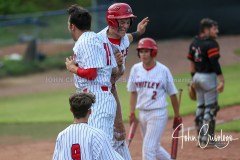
[187,36,222,75]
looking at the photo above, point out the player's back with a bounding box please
[53,123,123,160]
[73,31,115,89]
[188,36,220,73]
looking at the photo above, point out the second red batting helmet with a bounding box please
[106,3,137,28]
[137,38,158,57]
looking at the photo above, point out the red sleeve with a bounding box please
[207,40,220,59]
[207,48,220,58]
[77,68,97,80]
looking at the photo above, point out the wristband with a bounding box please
[131,31,141,41]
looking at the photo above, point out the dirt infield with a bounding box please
[0,106,239,160]
[0,70,73,97]
[129,105,240,160]
[0,40,73,57]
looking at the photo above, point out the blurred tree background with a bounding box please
[0,0,91,14]
[0,0,112,78]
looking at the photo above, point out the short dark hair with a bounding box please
[67,4,91,31]
[69,92,96,118]
[199,18,218,33]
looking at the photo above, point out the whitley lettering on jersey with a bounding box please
[135,81,160,89]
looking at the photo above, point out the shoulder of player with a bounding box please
[121,34,130,47]
[97,26,108,35]
[156,61,169,71]
[132,62,142,70]
[122,33,129,42]
[78,32,100,43]
[97,27,112,43]
[88,125,105,134]
[56,124,94,138]
[155,62,173,77]
[97,28,108,41]
[88,126,107,139]
[78,33,105,49]
[56,124,75,139]
[190,36,205,47]
[202,38,219,52]
[206,38,219,46]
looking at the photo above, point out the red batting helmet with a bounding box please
[137,38,158,57]
[106,3,137,28]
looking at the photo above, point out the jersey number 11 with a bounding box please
[103,43,111,66]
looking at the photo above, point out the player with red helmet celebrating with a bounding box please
[127,38,182,160]
[106,3,136,36]
[98,3,149,160]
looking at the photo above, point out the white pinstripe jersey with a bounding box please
[53,123,124,160]
[98,27,130,73]
[73,31,117,89]
[127,61,178,110]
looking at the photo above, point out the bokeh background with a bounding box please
[0,0,239,159]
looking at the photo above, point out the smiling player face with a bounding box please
[112,18,131,38]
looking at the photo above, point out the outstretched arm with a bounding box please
[127,17,149,43]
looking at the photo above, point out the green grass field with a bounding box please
[216,120,240,132]
[0,122,69,140]
[0,11,101,47]
[0,63,239,139]
[234,49,240,56]
[0,15,71,47]
[0,88,74,123]
[0,63,240,123]
[0,0,92,47]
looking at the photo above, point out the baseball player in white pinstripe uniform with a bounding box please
[65,5,118,143]
[53,93,123,160]
[127,38,182,160]
[98,3,149,159]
